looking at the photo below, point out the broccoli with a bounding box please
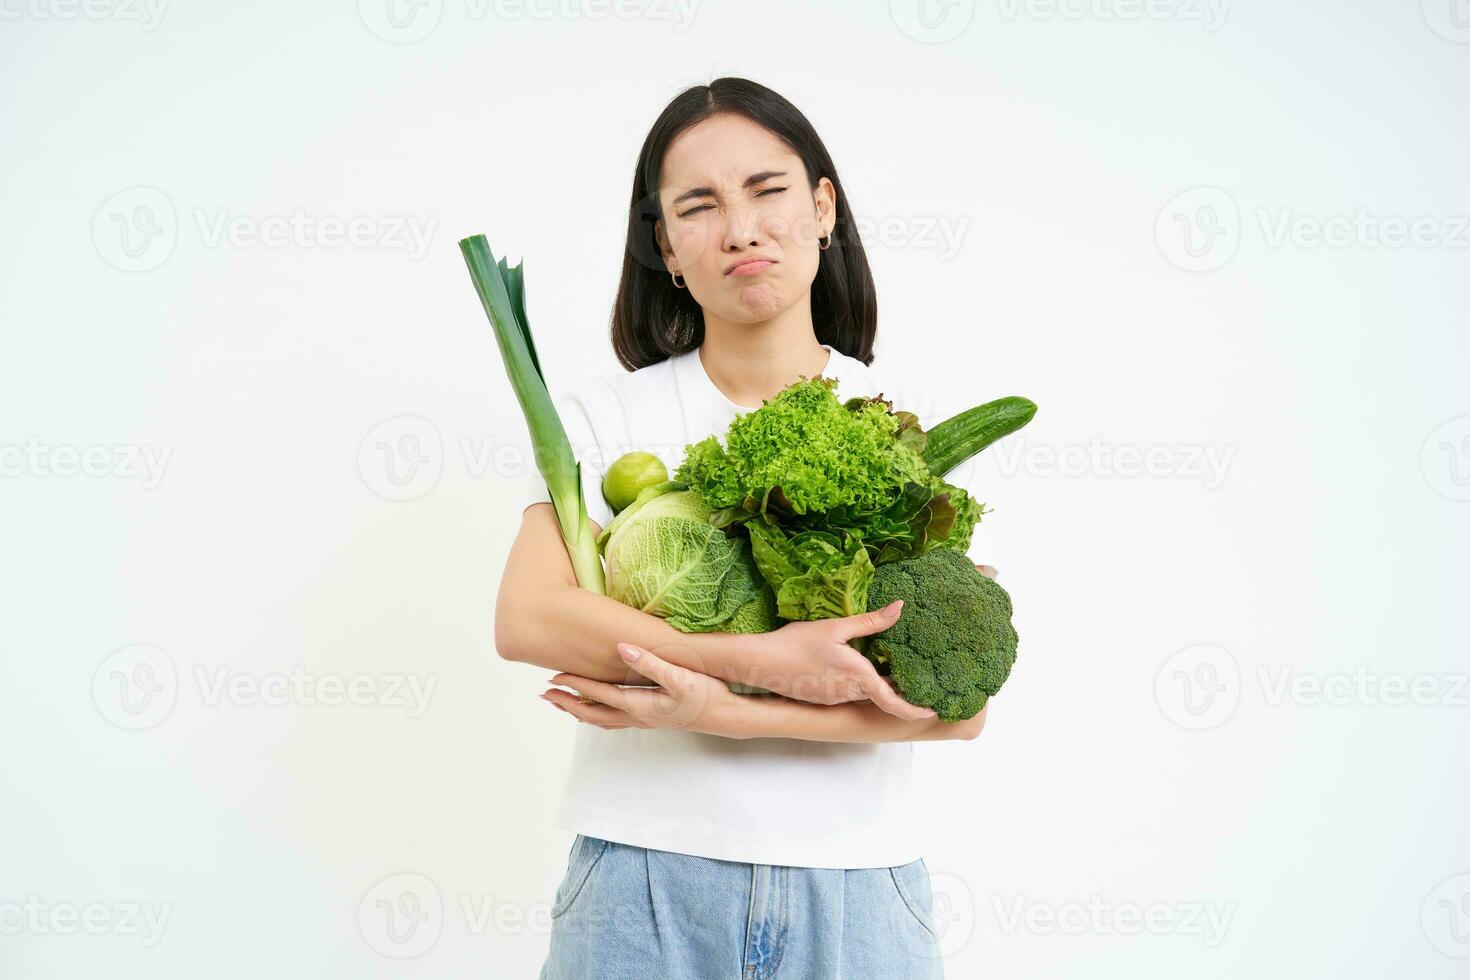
[853,547,1019,722]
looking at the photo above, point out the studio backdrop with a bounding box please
[2,2,1468,978]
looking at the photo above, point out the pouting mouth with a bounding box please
[725,257,777,275]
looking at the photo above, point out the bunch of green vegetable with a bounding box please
[675,377,1033,623]
[461,233,1033,720]
[598,377,1034,720]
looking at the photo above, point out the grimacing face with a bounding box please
[654,113,837,323]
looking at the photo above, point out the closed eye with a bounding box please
[677,187,788,218]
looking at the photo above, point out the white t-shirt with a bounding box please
[519,342,988,869]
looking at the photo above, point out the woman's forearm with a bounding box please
[737,695,988,743]
[497,579,750,685]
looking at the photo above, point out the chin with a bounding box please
[727,283,783,318]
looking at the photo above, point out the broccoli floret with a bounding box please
[857,548,1019,722]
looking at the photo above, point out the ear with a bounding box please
[813,176,838,237]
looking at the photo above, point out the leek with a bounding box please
[459,234,606,594]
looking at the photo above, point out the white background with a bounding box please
[3,1,1469,977]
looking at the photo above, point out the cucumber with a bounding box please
[921,396,1037,478]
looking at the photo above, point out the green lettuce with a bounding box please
[678,378,932,517]
[745,521,874,620]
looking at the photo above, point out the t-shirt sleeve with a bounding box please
[518,388,615,531]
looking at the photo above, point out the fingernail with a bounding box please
[887,599,904,615]
[618,643,643,662]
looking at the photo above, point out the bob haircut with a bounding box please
[610,77,879,371]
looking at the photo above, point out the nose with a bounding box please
[720,200,769,253]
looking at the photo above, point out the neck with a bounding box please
[698,305,832,408]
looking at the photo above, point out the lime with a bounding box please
[602,452,669,513]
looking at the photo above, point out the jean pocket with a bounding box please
[888,858,939,942]
[550,835,609,919]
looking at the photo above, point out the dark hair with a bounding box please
[610,77,878,371]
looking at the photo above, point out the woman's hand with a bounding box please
[738,600,938,720]
[704,560,998,721]
[542,643,751,737]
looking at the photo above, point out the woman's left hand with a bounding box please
[542,642,750,737]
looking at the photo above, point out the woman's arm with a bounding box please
[749,695,988,742]
[542,643,990,743]
[495,503,736,684]
[498,503,936,720]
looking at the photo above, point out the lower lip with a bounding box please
[728,261,774,277]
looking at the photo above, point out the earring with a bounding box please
[671,270,686,289]
[818,231,832,251]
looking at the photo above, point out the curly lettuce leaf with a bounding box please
[676,378,931,518]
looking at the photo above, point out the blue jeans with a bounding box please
[539,835,945,979]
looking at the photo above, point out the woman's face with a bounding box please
[654,113,836,323]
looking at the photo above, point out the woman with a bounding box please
[501,77,993,979]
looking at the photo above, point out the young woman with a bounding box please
[500,77,994,979]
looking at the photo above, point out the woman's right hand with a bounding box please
[729,600,937,721]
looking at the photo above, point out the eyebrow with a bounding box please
[670,170,789,207]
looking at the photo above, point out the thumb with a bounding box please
[616,642,710,728]
[839,599,903,640]
[617,642,681,688]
